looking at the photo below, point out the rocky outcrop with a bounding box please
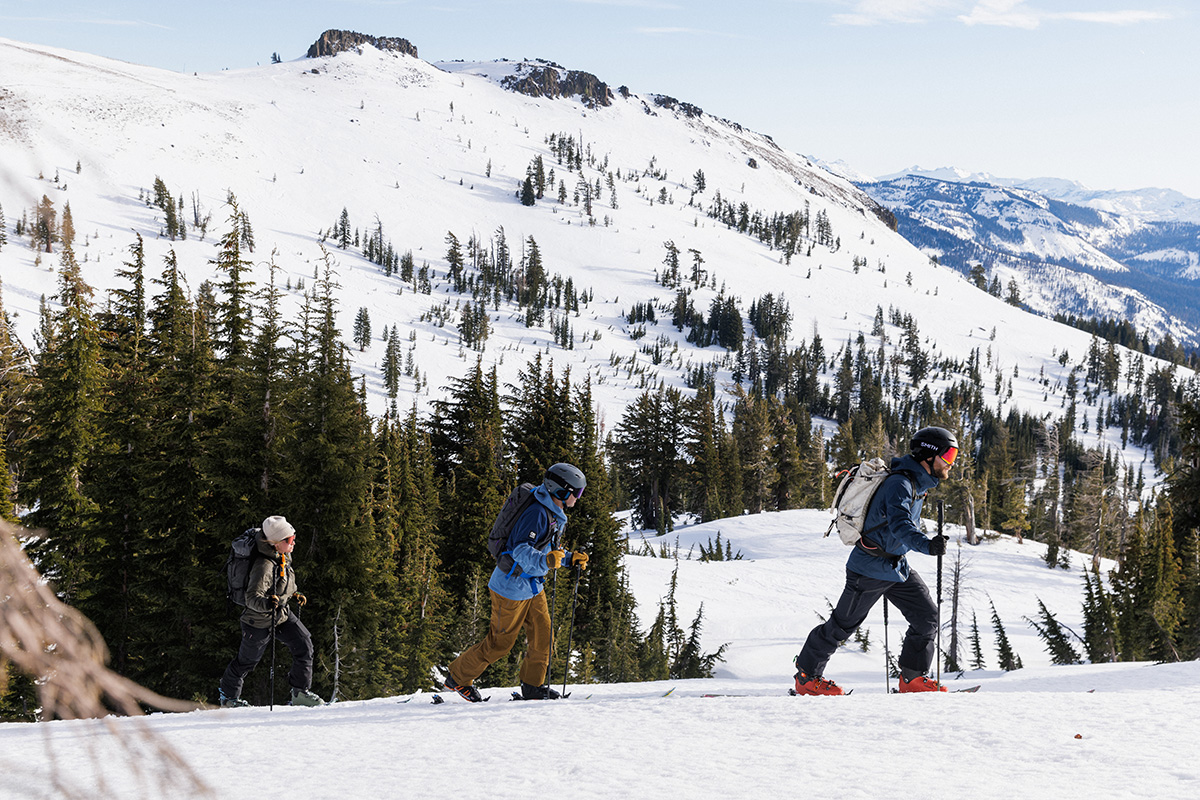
[500,62,613,108]
[652,95,703,119]
[306,30,418,59]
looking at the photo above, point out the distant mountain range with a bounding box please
[855,169,1200,346]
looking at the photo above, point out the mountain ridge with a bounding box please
[0,35,1193,457]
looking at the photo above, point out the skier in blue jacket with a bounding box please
[443,463,588,702]
[793,427,957,695]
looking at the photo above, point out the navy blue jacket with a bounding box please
[488,485,567,600]
[846,454,940,582]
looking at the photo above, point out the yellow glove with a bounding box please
[294,592,307,607]
[269,595,280,609]
[569,551,589,570]
[546,550,566,569]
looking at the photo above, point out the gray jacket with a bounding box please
[241,531,298,628]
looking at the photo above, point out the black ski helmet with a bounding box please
[910,426,958,463]
[544,462,587,501]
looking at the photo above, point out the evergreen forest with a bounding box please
[3,184,1200,722]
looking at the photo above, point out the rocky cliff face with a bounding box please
[499,62,613,108]
[307,30,418,59]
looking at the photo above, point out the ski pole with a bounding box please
[883,598,890,694]
[562,564,582,699]
[936,500,944,687]
[546,564,558,690]
[270,603,278,710]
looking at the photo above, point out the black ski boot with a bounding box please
[519,682,562,700]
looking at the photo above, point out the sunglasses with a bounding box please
[939,447,958,466]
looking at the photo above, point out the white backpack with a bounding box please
[824,458,894,545]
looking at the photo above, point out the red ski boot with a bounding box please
[897,675,948,693]
[793,671,845,696]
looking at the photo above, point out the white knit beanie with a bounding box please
[262,515,296,543]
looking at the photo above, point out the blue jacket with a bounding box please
[846,454,941,582]
[488,485,568,601]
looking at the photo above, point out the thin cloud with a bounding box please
[829,0,1174,27]
[831,0,963,26]
[961,1,1174,28]
[0,16,172,30]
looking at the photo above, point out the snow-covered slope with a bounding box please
[3,510,1198,799]
[0,36,1192,445]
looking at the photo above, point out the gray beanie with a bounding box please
[262,515,296,543]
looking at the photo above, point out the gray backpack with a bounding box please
[825,458,893,545]
[487,483,551,575]
[225,528,263,606]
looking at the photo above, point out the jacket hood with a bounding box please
[890,453,940,494]
[533,484,568,525]
[254,529,282,559]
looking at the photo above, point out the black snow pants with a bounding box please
[220,615,314,699]
[795,568,938,678]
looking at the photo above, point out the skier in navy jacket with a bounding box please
[793,427,958,695]
[443,463,589,702]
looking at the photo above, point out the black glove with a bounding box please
[927,535,948,556]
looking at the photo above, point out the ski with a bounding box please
[789,688,854,696]
[431,692,490,704]
[954,685,981,693]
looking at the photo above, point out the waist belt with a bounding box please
[856,534,900,568]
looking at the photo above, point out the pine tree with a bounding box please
[353,306,372,351]
[429,360,508,638]
[521,236,546,328]
[87,234,155,678]
[0,279,29,522]
[770,399,803,511]
[989,599,1020,670]
[382,326,401,399]
[671,603,727,678]
[209,200,256,369]
[141,248,221,698]
[683,384,727,522]
[968,611,986,670]
[1026,598,1082,664]
[506,354,572,484]
[611,386,687,532]
[278,249,376,699]
[520,177,536,207]
[731,387,775,514]
[20,240,103,605]
[1081,564,1119,663]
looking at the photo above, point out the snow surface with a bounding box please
[3,510,1198,799]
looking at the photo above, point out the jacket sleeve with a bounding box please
[508,505,552,577]
[244,557,280,615]
[879,476,930,556]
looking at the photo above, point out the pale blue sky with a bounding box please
[4,0,1196,196]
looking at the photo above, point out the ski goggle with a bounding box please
[570,486,585,499]
[939,447,958,466]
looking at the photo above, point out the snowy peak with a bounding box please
[880,165,1200,225]
[860,173,1200,344]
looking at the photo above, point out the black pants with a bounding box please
[220,615,313,699]
[796,568,938,678]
